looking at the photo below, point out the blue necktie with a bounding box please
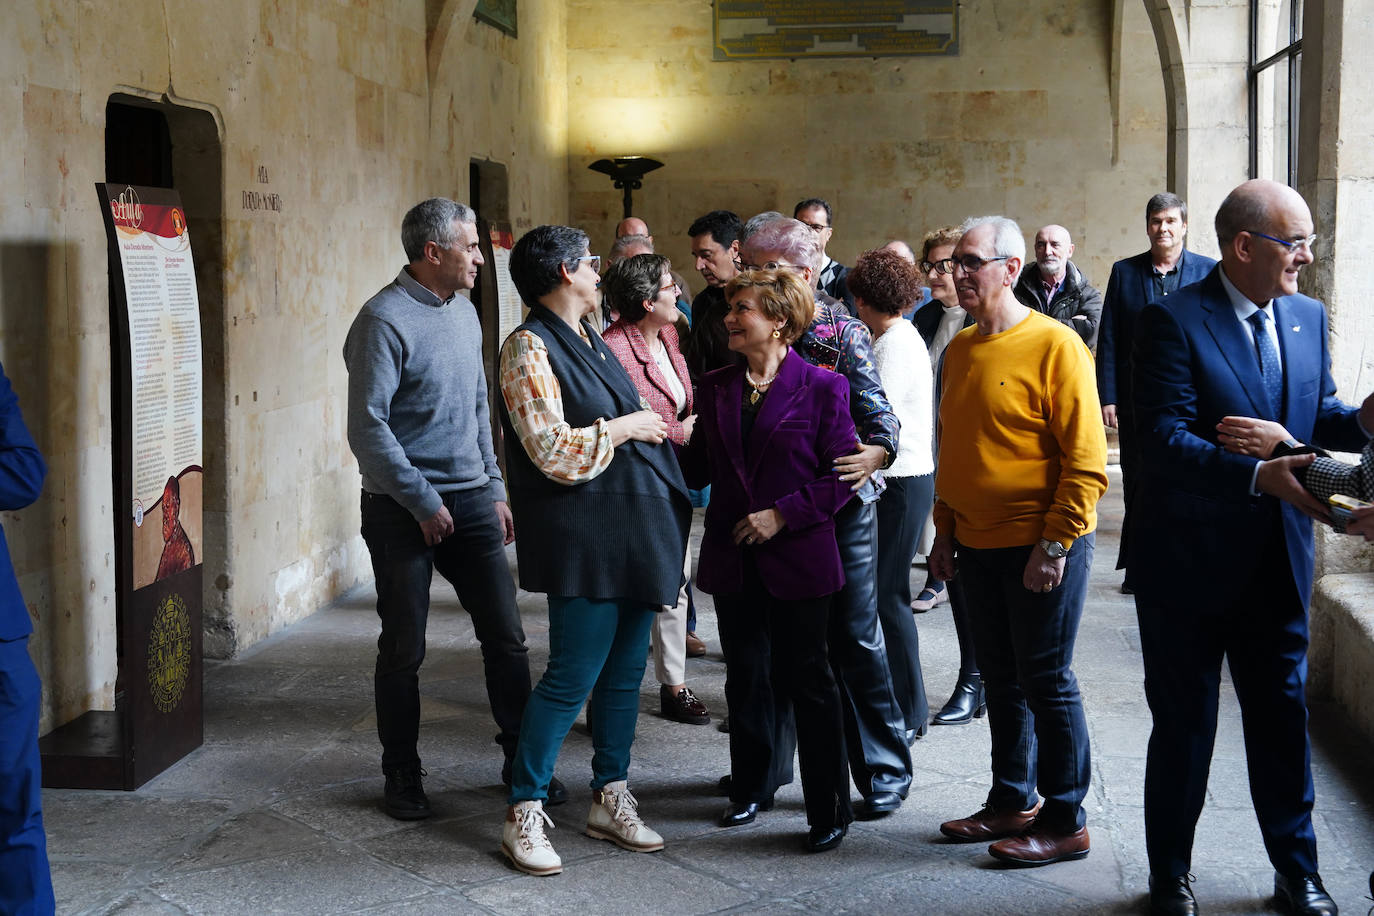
[1248,310,1282,416]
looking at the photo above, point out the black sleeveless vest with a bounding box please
[499,306,690,606]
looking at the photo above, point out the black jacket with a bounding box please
[1013,260,1103,352]
[499,307,690,606]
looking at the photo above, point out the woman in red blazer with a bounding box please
[602,254,711,727]
[681,268,858,853]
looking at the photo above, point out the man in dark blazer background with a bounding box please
[0,361,54,914]
[1130,180,1368,916]
[1097,192,1216,593]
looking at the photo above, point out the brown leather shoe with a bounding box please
[988,821,1090,866]
[685,631,707,657]
[940,801,1042,842]
[660,685,711,725]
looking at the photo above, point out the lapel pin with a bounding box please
[1291,325,1300,332]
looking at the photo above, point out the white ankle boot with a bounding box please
[501,800,562,876]
[585,781,664,852]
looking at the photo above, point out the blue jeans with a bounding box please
[361,488,529,773]
[0,636,55,915]
[958,534,1094,831]
[507,597,656,803]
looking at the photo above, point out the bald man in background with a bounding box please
[1013,224,1102,351]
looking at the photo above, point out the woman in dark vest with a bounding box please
[495,225,690,878]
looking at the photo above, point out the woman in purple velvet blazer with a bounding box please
[681,268,858,853]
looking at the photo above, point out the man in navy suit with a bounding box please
[1131,180,1368,916]
[1097,193,1216,593]
[0,361,54,915]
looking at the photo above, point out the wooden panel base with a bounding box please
[39,710,127,789]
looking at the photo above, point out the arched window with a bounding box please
[1250,0,1302,184]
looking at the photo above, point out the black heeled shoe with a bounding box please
[806,823,847,852]
[719,798,773,827]
[933,675,986,726]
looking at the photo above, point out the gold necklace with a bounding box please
[745,369,778,405]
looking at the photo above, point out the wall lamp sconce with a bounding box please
[588,156,664,218]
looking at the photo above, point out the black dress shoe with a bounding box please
[905,722,929,745]
[1274,872,1338,915]
[806,823,847,852]
[856,790,903,820]
[1147,874,1197,915]
[719,798,773,827]
[933,674,986,726]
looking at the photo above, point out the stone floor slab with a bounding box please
[40,476,1374,914]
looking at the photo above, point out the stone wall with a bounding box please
[3,0,568,733]
[565,0,1169,288]
[1299,0,1374,577]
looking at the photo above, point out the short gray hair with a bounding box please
[609,233,654,263]
[742,211,786,242]
[741,216,823,273]
[959,215,1026,282]
[401,198,477,262]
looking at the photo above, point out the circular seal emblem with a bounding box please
[171,208,185,237]
[148,593,191,713]
[133,499,144,526]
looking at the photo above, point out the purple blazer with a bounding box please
[683,349,858,601]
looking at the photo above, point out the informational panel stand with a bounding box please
[40,184,205,789]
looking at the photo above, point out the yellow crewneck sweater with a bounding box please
[933,310,1107,549]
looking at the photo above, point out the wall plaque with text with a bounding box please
[714,0,957,60]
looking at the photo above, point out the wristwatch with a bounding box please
[1037,538,1068,559]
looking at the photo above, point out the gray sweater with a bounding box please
[344,268,506,521]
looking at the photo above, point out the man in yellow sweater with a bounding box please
[929,216,1108,868]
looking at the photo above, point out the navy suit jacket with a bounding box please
[1129,267,1365,607]
[0,362,46,641]
[1098,248,1216,413]
[682,349,857,601]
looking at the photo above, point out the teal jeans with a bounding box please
[507,597,656,803]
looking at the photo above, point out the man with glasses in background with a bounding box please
[1130,180,1367,916]
[794,198,855,310]
[930,216,1106,869]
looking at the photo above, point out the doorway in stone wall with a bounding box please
[105,95,229,658]
[470,159,510,471]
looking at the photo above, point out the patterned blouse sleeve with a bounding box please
[499,329,615,485]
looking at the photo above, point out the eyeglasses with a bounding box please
[741,261,805,272]
[921,258,956,276]
[660,280,681,294]
[950,255,1010,274]
[1245,230,1318,254]
[569,254,602,274]
[800,221,829,233]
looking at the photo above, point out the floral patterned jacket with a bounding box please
[794,296,900,489]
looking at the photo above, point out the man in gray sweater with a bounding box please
[344,198,563,820]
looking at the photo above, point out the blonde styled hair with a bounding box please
[724,268,816,345]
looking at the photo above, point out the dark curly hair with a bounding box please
[847,248,923,316]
